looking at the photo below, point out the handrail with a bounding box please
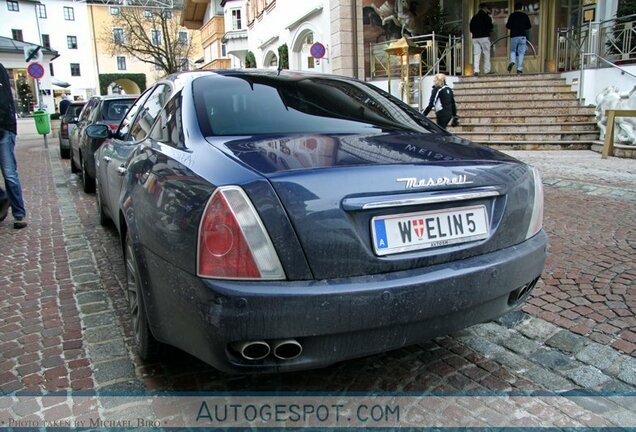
[490,35,538,57]
[584,53,636,79]
[578,52,636,104]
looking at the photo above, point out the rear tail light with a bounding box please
[525,166,544,239]
[197,186,285,280]
[61,123,69,138]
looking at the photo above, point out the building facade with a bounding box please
[0,0,98,113]
[88,3,203,95]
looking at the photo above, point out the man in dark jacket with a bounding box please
[0,63,27,229]
[470,5,493,76]
[506,5,532,74]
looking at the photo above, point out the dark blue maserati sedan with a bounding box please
[88,70,547,373]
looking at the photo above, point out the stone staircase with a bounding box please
[450,73,599,150]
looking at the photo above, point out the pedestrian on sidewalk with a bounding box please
[0,62,27,229]
[59,94,70,115]
[422,73,459,129]
[506,4,532,74]
[470,5,493,76]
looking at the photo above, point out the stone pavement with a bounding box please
[0,136,635,425]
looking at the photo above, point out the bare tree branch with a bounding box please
[101,6,195,76]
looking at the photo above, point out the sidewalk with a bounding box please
[0,136,635,425]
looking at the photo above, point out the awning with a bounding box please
[51,78,71,88]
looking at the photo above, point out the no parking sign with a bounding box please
[310,42,326,59]
[27,62,45,79]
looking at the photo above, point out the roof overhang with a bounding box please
[181,0,209,29]
[0,37,59,60]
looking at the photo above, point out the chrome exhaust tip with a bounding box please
[272,339,303,360]
[232,341,271,361]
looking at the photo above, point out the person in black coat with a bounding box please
[470,5,493,75]
[506,5,532,74]
[0,62,27,228]
[422,73,458,129]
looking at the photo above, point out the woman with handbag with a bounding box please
[422,73,459,128]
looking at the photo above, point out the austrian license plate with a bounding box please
[371,205,490,256]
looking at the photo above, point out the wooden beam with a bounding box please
[602,109,636,159]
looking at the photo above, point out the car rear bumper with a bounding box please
[143,231,547,373]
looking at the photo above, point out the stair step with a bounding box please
[460,107,595,116]
[453,79,566,90]
[458,131,599,141]
[467,140,595,150]
[458,73,564,82]
[459,100,582,109]
[454,123,598,133]
[458,114,596,123]
[455,93,577,102]
[453,86,574,95]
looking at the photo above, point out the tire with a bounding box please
[60,146,70,159]
[81,156,96,193]
[95,176,109,226]
[124,232,161,360]
[70,149,79,174]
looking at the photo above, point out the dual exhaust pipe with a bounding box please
[232,339,302,361]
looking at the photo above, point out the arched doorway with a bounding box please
[107,78,141,95]
[291,27,320,72]
[263,50,278,69]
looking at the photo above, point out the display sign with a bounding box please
[310,42,326,59]
[24,46,43,63]
[27,62,45,79]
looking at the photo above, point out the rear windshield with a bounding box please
[193,74,437,136]
[67,104,85,117]
[102,99,134,121]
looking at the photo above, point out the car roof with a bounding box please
[160,69,355,88]
[98,94,138,100]
[69,101,86,106]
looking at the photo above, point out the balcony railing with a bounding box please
[557,14,636,72]
[369,33,463,80]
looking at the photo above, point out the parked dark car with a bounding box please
[58,101,86,159]
[89,70,547,373]
[70,94,137,192]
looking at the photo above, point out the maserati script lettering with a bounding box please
[397,175,473,189]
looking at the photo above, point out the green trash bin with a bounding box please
[33,110,51,135]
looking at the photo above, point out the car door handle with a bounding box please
[117,165,127,175]
[103,156,112,163]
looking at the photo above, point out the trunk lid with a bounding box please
[210,133,534,280]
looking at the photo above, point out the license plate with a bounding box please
[371,205,489,256]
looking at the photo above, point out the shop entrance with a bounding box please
[473,0,545,74]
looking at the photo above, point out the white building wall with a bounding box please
[38,0,98,100]
[245,0,332,73]
[563,66,636,106]
[0,0,98,110]
[0,1,39,44]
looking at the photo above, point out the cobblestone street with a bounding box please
[1,134,635,425]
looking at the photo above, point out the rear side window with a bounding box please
[78,98,98,121]
[102,99,134,121]
[193,74,435,136]
[129,84,172,142]
[69,104,85,117]
[118,88,156,139]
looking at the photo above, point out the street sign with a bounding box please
[310,42,326,59]
[24,46,43,63]
[27,62,45,79]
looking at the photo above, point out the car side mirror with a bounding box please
[85,124,112,140]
